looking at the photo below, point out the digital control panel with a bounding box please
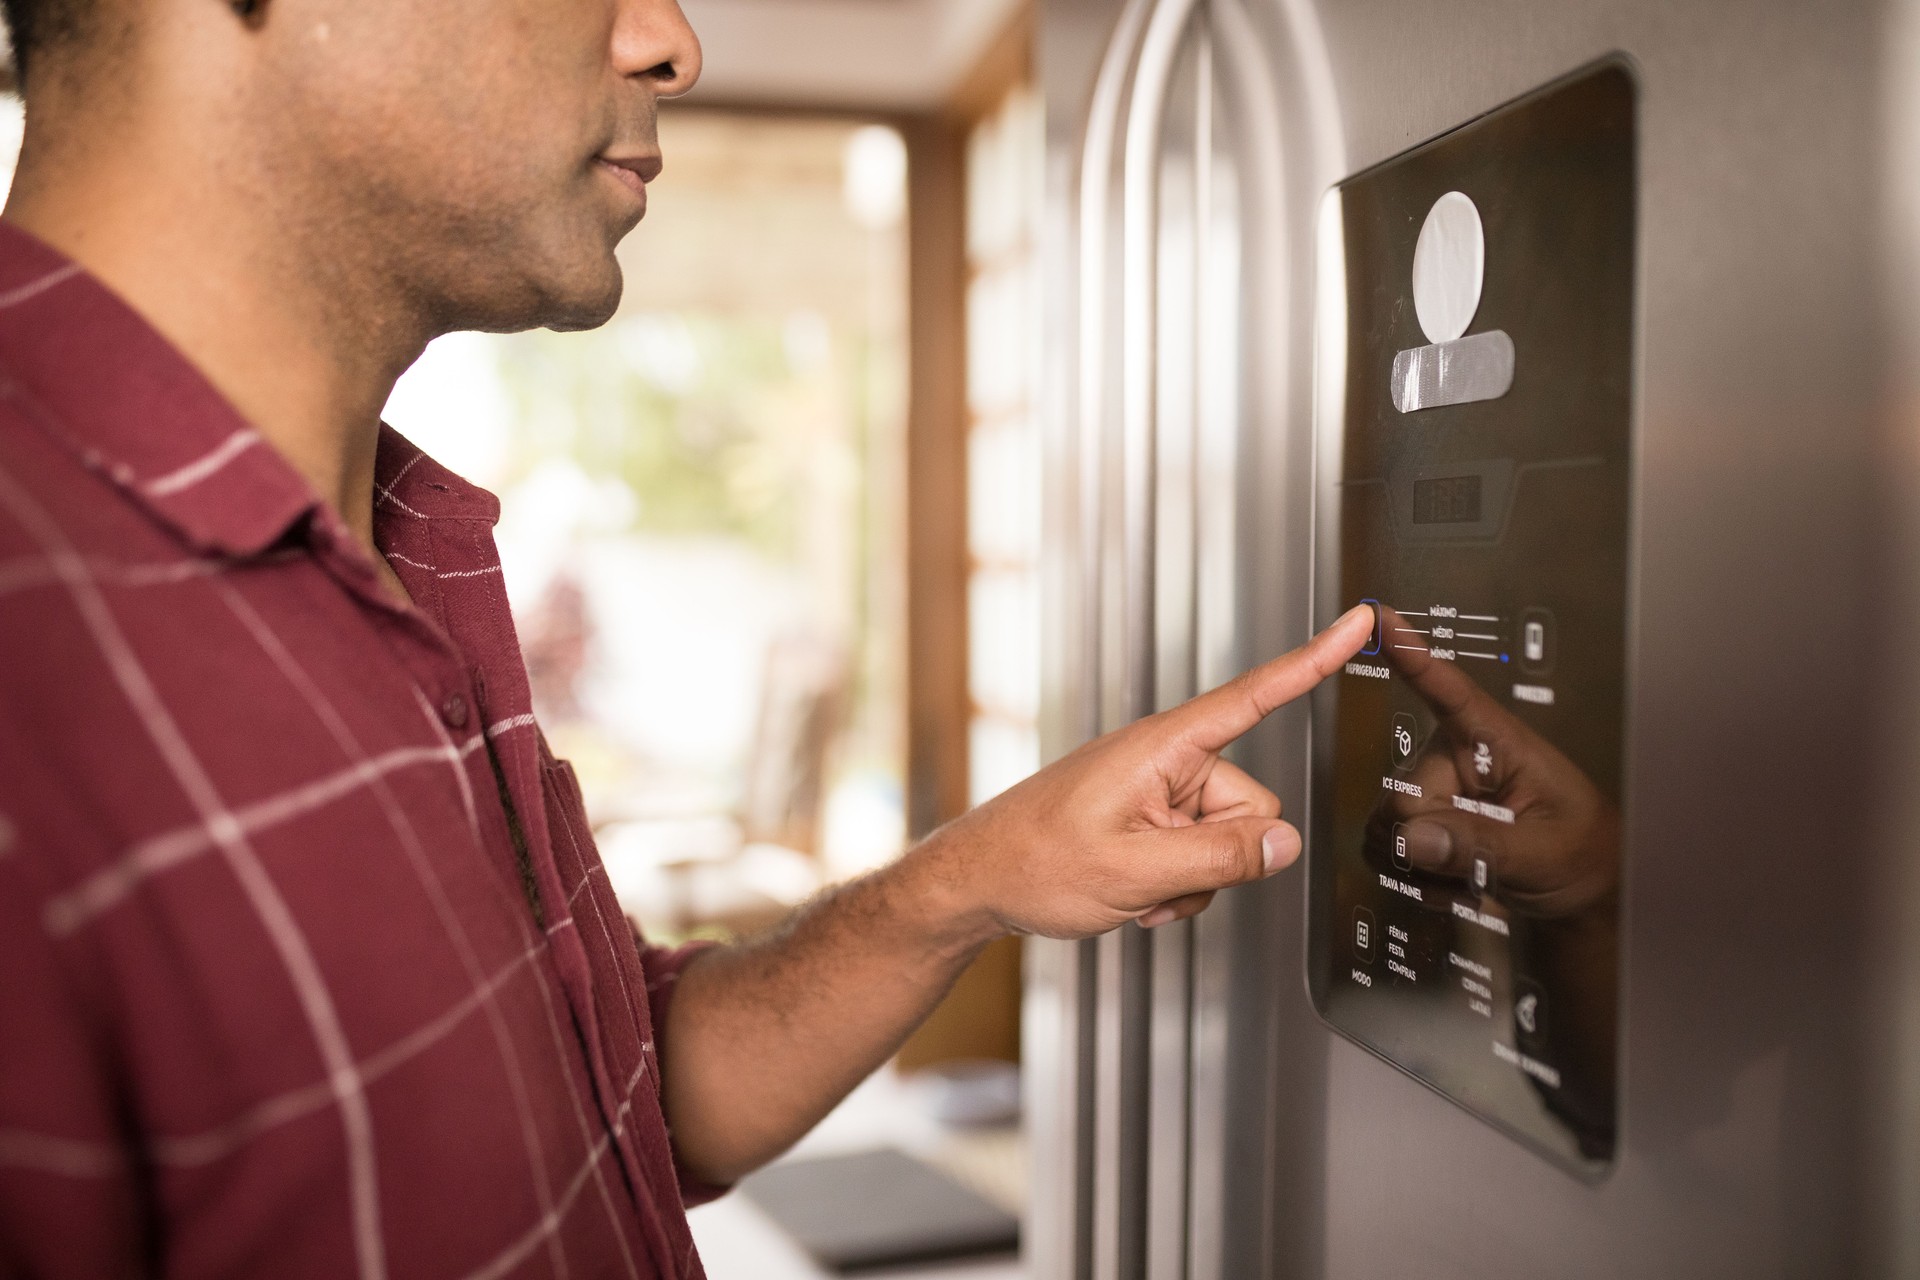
[1307,62,1635,1174]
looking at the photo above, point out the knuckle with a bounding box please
[1204,835,1252,887]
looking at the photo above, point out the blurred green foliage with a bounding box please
[490,311,849,561]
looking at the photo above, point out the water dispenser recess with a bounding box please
[1307,61,1636,1175]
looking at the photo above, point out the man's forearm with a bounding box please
[655,608,1376,1187]
[657,831,1002,1186]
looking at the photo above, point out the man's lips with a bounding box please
[596,153,661,202]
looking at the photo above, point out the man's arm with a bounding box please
[658,606,1374,1186]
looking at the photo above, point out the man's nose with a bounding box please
[614,0,703,98]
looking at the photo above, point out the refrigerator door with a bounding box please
[1033,0,1919,1277]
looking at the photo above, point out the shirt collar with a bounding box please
[371,424,503,535]
[0,221,496,558]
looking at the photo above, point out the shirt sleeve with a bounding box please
[0,857,148,1277]
[633,930,733,1207]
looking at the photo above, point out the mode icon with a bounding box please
[1353,908,1377,963]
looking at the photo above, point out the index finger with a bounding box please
[1170,604,1375,753]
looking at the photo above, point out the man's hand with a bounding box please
[659,604,1372,1185]
[1370,609,1619,919]
[914,604,1376,941]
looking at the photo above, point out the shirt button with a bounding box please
[440,693,470,729]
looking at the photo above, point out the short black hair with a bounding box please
[1,0,88,84]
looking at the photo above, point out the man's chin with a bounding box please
[536,258,626,333]
[465,262,624,336]
[541,294,621,333]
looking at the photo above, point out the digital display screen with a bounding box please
[1411,475,1483,524]
[1308,61,1635,1177]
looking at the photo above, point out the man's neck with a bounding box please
[4,88,430,557]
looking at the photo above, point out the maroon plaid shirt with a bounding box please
[0,222,718,1278]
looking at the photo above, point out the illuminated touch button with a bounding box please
[1360,599,1383,656]
[1519,607,1555,675]
[1353,908,1377,963]
[1390,713,1418,771]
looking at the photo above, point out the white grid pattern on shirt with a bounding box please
[142,428,262,497]
[410,642,650,1279]
[224,584,601,1280]
[383,550,504,580]
[0,460,391,1280]
[0,389,682,1274]
[488,713,538,740]
[375,453,424,509]
[0,264,81,311]
[43,737,485,936]
[502,856,649,1280]
[240,537,649,1280]
[373,465,431,520]
[0,1128,126,1178]
[463,1059,649,1280]
[0,442,669,1268]
[18,860,607,1180]
[546,767,654,1086]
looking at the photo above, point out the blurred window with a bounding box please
[964,88,1044,806]
[385,109,910,930]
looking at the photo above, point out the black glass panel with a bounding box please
[1308,60,1636,1176]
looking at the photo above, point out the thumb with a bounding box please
[1136,817,1302,902]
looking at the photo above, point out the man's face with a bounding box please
[258,0,700,335]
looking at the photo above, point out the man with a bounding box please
[0,0,1373,1275]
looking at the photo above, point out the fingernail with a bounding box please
[1263,825,1301,873]
[1138,906,1175,929]
[1329,603,1372,633]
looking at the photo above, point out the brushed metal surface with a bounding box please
[1040,0,1915,1275]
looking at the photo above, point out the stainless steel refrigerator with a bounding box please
[1024,1,1920,1276]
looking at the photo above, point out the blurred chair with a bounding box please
[595,632,849,939]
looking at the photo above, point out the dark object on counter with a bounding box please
[740,1147,1019,1273]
